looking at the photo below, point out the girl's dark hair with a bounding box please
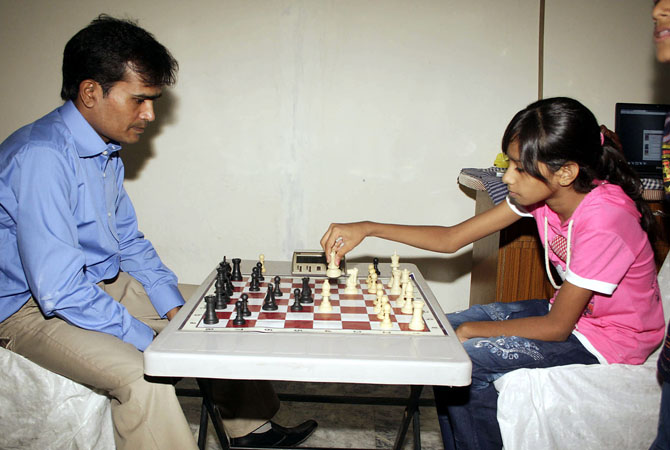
[61,14,178,101]
[501,97,657,242]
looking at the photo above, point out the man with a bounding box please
[0,15,316,449]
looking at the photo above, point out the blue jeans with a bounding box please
[434,299,599,450]
[650,381,670,450]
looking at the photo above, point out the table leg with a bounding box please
[392,385,423,450]
[196,378,231,450]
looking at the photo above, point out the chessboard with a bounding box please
[180,259,447,336]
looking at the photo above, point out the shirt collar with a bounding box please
[59,100,122,157]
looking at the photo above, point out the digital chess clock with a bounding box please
[291,250,346,276]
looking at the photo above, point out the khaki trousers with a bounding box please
[0,272,279,450]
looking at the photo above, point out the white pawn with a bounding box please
[377,295,389,319]
[368,271,378,293]
[409,301,425,331]
[401,291,413,314]
[259,254,266,274]
[326,250,342,279]
[401,268,410,285]
[380,303,393,329]
[391,251,400,270]
[396,283,406,308]
[390,270,402,295]
[344,267,358,294]
[374,289,383,313]
[404,282,414,307]
[366,264,374,285]
[319,279,333,312]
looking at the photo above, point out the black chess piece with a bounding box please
[262,283,278,311]
[300,277,313,304]
[203,295,219,325]
[232,300,246,325]
[256,262,265,281]
[240,293,251,317]
[273,276,282,297]
[290,295,303,312]
[249,269,260,292]
[373,257,381,276]
[215,287,228,310]
[231,258,243,281]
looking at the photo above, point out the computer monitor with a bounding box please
[615,102,670,179]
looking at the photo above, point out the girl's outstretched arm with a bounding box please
[321,200,521,264]
[455,281,593,342]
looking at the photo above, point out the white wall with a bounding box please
[2,1,660,313]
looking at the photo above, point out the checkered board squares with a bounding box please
[180,275,447,336]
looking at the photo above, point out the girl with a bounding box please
[320,97,666,450]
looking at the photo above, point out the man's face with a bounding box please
[88,69,162,144]
[654,0,670,63]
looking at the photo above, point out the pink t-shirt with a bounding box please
[508,182,665,364]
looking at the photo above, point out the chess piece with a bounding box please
[240,293,251,316]
[404,282,414,306]
[319,280,332,313]
[409,301,425,331]
[373,257,380,276]
[380,303,392,330]
[300,278,313,304]
[374,288,383,313]
[259,254,266,274]
[343,267,358,294]
[249,268,260,291]
[203,295,219,325]
[366,264,374,285]
[273,276,283,296]
[401,268,410,285]
[390,270,402,295]
[256,262,264,281]
[262,284,278,311]
[401,291,413,314]
[396,284,406,308]
[391,251,400,270]
[232,300,246,325]
[290,295,304,312]
[231,258,243,281]
[368,272,378,293]
[377,296,389,319]
[326,250,342,278]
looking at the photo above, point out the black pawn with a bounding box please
[232,301,246,325]
[203,295,219,325]
[231,258,243,281]
[262,284,278,311]
[240,293,251,317]
[300,278,313,304]
[273,276,283,297]
[290,295,303,312]
[256,262,265,281]
[249,269,260,291]
[373,257,381,276]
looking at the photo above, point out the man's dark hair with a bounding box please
[61,14,178,101]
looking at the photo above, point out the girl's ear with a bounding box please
[556,162,580,187]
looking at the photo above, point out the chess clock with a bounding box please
[291,250,346,276]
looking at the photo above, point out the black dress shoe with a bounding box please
[229,420,318,447]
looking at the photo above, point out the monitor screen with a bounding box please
[615,102,670,179]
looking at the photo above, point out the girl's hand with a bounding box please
[320,222,369,265]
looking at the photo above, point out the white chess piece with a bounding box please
[377,296,389,319]
[380,303,392,330]
[409,301,425,331]
[319,279,333,312]
[344,267,358,294]
[396,283,406,308]
[326,250,342,278]
[401,291,413,314]
[259,254,266,274]
[391,251,400,270]
[374,289,383,313]
[404,282,414,307]
[388,268,400,288]
[401,268,410,285]
[390,270,402,295]
[368,272,378,293]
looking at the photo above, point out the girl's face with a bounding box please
[502,141,556,206]
[653,0,670,62]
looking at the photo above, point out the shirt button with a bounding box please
[102,173,106,178]
[103,151,108,156]
[108,212,112,217]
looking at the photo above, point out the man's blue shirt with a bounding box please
[0,101,184,351]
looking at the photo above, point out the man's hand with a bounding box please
[165,306,181,321]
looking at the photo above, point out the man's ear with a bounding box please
[78,79,100,109]
[556,162,580,187]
